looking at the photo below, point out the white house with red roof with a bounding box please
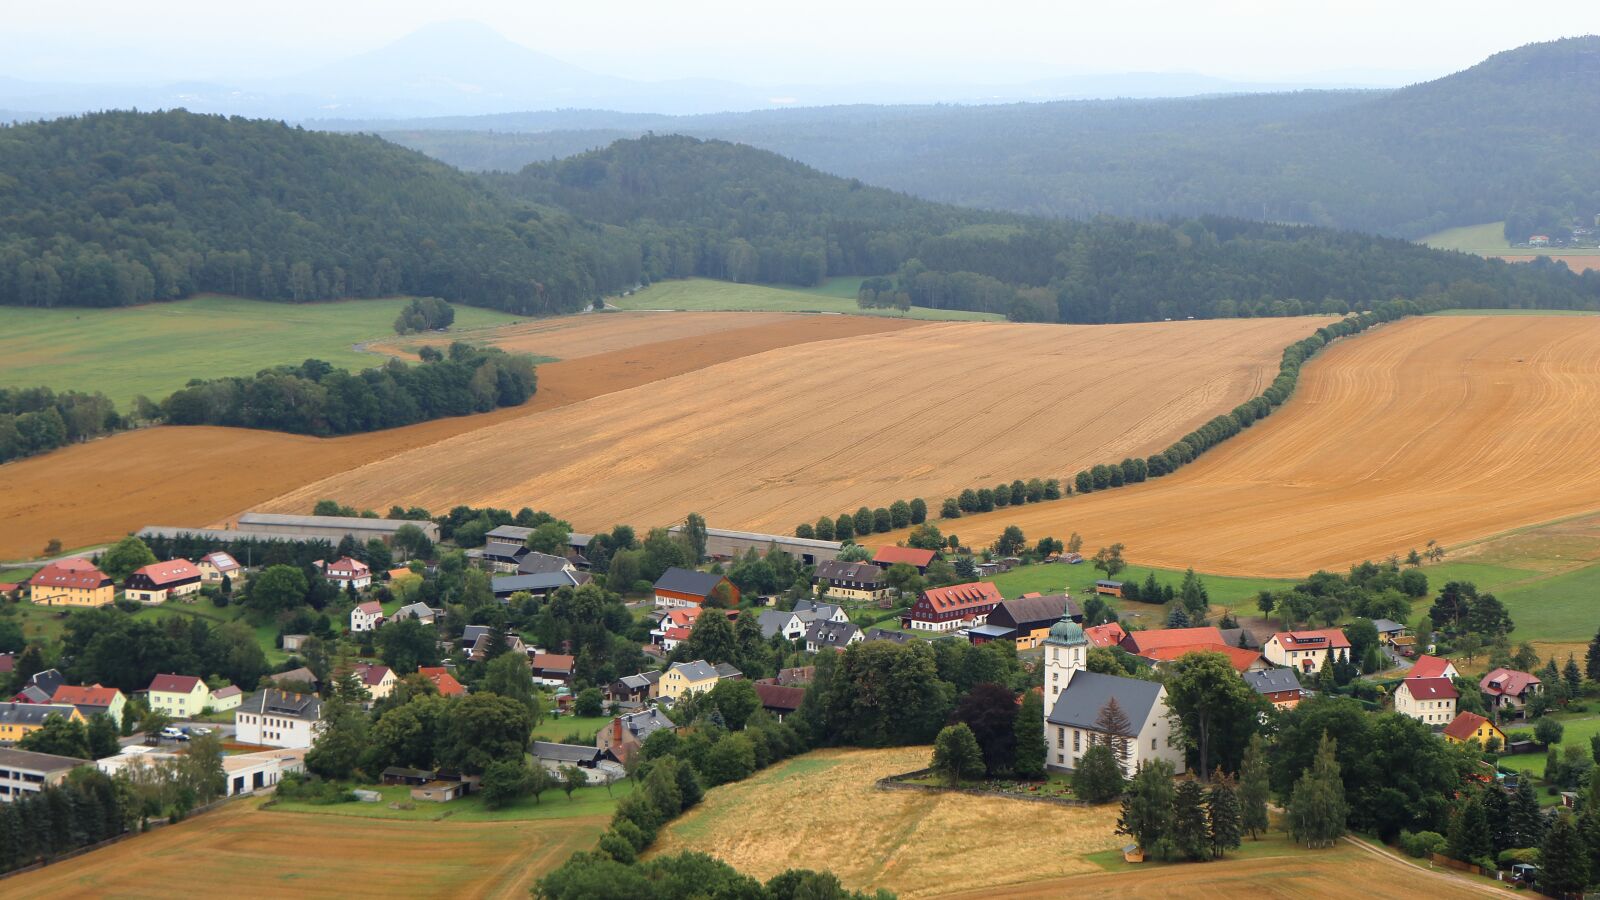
[1394,677,1458,725]
[1480,668,1543,718]
[194,551,242,584]
[124,560,203,604]
[902,582,1002,633]
[350,600,384,633]
[316,557,372,590]
[1263,629,1352,673]
[1408,654,1459,681]
[1084,621,1127,648]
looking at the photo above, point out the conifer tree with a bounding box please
[1238,734,1271,839]
[1012,690,1047,779]
[1540,812,1590,897]
[1171,779,1211,861]
[1288,732,1347,849]
[1206,769,1244,859]
[1094,697,1133,768]
[1446,793,1492,866]
[1117,759,1176,859]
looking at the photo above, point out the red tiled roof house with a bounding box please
[125,560,203,604]
[1394,677,1457,726]
[1480,668,1542,719]
[873,546,937,573]
[1263,628,1351,673]
[902,582,1002,633]
[28,559,115,608]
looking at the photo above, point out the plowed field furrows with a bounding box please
[370,310,795,361]
[260,318,1320,534]
[0,314,914,559]
[883,315,1600,577]
[2,799,605,899]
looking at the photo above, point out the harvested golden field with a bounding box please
[263,317,1318,534]
[371,310,795,361]
[884,315,1600,577]
[1493,253,1600,274]
[3,798,603,899]
[652,747,1122,898]
[0,313,912,559]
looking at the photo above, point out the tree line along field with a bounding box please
[0,295,524,407]
[0,314,915,560]
[258,316,1320,534]
[879,314,1600,578]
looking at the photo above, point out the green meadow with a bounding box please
[613,277,1004,321]
[0,294,523,407]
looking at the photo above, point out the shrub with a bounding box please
[1399,830,1446,858]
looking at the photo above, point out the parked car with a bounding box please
[189,726,212,736]
[159,727,187,741]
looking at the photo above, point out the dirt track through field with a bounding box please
[885,315,1600,576]
[0,314,913,559]
[261,317,1317,535]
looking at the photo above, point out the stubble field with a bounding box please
[3,797,604,899]
[259,317,1320,535]
[882,315,1600,576]
[0,313,914,559]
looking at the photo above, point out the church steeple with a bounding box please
[1044,616,1086,701]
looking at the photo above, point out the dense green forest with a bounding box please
[498,135,1600,322]
[2,105,1598,327]
[381,37,1600,240]
[0,110,642,313]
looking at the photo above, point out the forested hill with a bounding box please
[494,134,1599,322]
[0,110,642,313]
[383,37,1600,239]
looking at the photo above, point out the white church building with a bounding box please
[1043,618,1186,776]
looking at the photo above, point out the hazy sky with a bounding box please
[6,0,1598,85]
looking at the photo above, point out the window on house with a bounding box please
[1073,730,1081,751]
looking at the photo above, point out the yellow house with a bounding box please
[51,684,127,728]
[147,674,212,718]
[28,560,115,608]
[658,659,722,700]
[209,685,244,712]
[0,703,85,741]
[1444,712,1507,749]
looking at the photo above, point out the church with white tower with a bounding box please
[1042,617,1186,776]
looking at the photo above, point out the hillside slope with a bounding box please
[386,37,1600,239]
[0,110,640,313]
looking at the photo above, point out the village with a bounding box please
[0,504,1590,895]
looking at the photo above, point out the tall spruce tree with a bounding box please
[1446,793,1493,866]
[1507,777,1547,850]
[1207,769,1244,859]
[1171,779,1212,862]
[1288,732,1347,849]
[1540,812,1590,897]
[1012,690,1047,779]
[1117,759,1176,859]
[1094,697,1133,768]
[1238,734,1272,839]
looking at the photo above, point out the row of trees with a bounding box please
[162,344,536,436]
[797,499,926,542]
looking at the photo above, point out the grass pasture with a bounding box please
[612,277,1004,321]
[3,795,603,899]
[1421,222,1511,253]
[0,294,522,406]
[266,780,632,822]
[986,563,1293,616]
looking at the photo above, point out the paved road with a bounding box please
[118,721,236,749]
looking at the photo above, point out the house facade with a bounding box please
[1242,668,1304,709]
[194,552,242,584]
[146,674,212,718]
[597,708,675,764]
[902,582,1003,633]
[653,568,738,609]
[236,690,323,749]
[28,559,115,608]
[1394,677,1458,725]
[1444,712,1507,749]
[1043,619,1183,776]
[1263,629,1352,673]
[124,560,204,603]
[659,659,722,700]
[1480,668,1542,718]
[350,600,384,632]
[51,684,126,726]
[0,703,84,743]
[812,560,890,603]
[805,620,863,653]
[982,594,1079,650]
[317,557,372,590]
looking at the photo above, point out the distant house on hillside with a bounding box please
[872,546,936,573]
[315,557,372,590]
[124,560,203,604]
[1263,629,1351,673]
[1480,668,1542,719]
[902,582,1002,633]
[194,552,242,584]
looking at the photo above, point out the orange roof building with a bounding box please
[28,560,115,608]
[902,582,1002,633]
[125,560,203,603]
[418,667,466,697]
[873,546,937,571]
